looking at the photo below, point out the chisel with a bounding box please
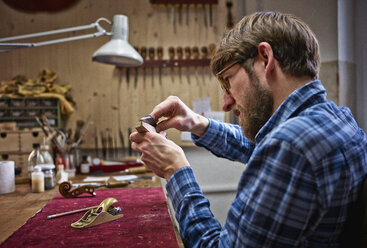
[140,47,147,84]
[184,46,191,84]
[157,46,163,85]
[168,46,175,82]
[201,46,208,84]
[148,47,155,87]
[176,47,183,82]
[119,128,125,158]
[192,46,199,82]
[134,46,139,88]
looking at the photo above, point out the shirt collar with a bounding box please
[255,80,327,143]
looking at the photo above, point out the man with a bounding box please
[130,11,367,247]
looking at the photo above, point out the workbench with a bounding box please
[0,173,183,247]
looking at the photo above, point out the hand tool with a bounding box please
[186,4,189,26]
[114,136,118,159]
[134,46,139,88]
[148,47,155,86]
[176,46,183,82]
[208,43,216,58]
[47,205,99,219]
[136,115,157,133]
[168,46,175,82]
[71,197,123,229]
[209,3,213,26]
[94,127,99,158]
[107,128,113,159]
[126,66,130,84]
[226,1,234,29]
[171,4,175,25]
[140,46,147,84]
[100,130,106,159]
[157,46,163,85]
[203,4,208,27]
[184,46,191,84]
[178,3,182,25]
[119,128,125,157]
[128,127,132,156]
[201,46,209,84]
[192,46,199,82]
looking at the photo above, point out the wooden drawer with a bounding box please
[0,131,20,152]
[19,129,45,153]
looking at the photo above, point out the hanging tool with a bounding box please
[134,46,139,88]
[119,128,125,158]
[176,47,183,82]
[157,46,163,85]
[100,130,106,159]
[209,3,213,26]
[226,1,234,29]
[94,127,99,158]
[192,46,199,82]
[184,46,191,84]
[148,47,155,87]
[186,4,189,26]
[140,46,147,84]
[178,3,182,25]
[201,46,209,84]
[208,43,216,58]
[203,4,208,27]
[128,128,133,156]
[171,4,175,25]
[168,46,175,82]
[107,128,113,160]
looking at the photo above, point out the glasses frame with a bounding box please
[216,60,241,94]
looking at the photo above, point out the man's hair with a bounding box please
[211,11,320,80]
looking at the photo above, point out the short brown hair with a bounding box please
[211,11,320,80]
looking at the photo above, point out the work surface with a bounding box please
[0,173,183,247]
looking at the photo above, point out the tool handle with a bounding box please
[140,46,147,60]
[148,47,155,60]
[47,205,99,219]
[192,46,199,59]
[168,46,175,60]
[157,46,163,60]
[208,43,216,58]
[107,181,130,188]
[176,47,183,59]
[201,46,208,59]
[125,166,148,174]
[184,46,191,60]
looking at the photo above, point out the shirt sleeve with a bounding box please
[167,138,320,247]
[191,119,255,164]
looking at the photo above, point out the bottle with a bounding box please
[80,155,90,174]
[31,166,44,193]
[28,143,45,185]
[40,143,54,165]
[42,164,56,190]
[55,164,68,184]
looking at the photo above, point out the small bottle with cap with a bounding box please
[32,166,44,193]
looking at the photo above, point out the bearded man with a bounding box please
[130,11,367,247]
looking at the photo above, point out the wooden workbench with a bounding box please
[0,173,183,247]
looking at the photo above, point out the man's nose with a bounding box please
[222,92,235,112]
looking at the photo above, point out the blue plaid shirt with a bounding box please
[166,80,367,247]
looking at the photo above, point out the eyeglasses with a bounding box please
[216,60,241,94]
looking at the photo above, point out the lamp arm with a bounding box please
[0,17,112,51]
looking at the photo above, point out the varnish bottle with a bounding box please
[32,166,44,193]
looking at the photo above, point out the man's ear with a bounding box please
[257,42,275,78]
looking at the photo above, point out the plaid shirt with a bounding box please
[166,80,367,247]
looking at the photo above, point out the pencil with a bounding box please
[47,205,99,219]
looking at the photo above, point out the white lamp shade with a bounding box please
[92,15,143,67]
[92,39,142,67]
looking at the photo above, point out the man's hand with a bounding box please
[130,131,190,180]
[150,96,209,137]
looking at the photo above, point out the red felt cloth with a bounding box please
[0,187,180,248]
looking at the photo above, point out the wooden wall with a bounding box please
[0,0,235,148]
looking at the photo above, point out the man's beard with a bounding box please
[237,73,273,142]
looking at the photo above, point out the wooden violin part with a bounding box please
[59,181,96,198]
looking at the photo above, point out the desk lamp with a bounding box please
[0,15,143,67]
